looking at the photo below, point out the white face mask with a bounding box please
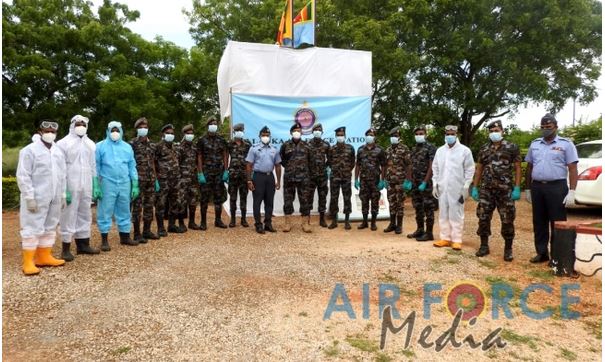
[137,128,149,137]
[208,124,218,133]
[184,134,194,142]
[292,131,301,140]
[489,132,503,142]
[41,132,56,143]
[365,135,375,144]
[261,136,270,144]
[390,137,399,144]
[234,131,244,139]
[110,131,121,141]
[445,135,457,145]
[415,135,426,143]
[74,125,87,137]
[164,134,175,142]
[336,136,345,143]
[313,130,322,138]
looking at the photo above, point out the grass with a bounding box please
[374,352,392,362]
[345,335,379,353]
[379,272,398,283]
[584,319,602,339]
[500,329,539,351]
[398,349,415,358]
[324,340,340,358]
[477,258,497,269]
[112,346,131,355]
[527,269,555,281]
[399,286,418,298]
[559,347,577,361]
[298,311,308,317]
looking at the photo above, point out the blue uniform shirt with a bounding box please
[525,136,578,181]
[246,143,282,173]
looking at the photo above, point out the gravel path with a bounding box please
[3,202,602,361]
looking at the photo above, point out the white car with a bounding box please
[574,140,602,207]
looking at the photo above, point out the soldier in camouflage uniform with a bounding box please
[155,124,185,235]
[197,117,229,230]
[280,123,313,233]
[307,123,331,227]
[355,128,386,231]
[471,120,521,261]
[227,123,251,228]
[384,127,413,235]
[177,124,200,231]
[130,117,159,242]
[407,125,438,242]
[327,126,355,230]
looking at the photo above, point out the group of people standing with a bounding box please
[16,113,578,276]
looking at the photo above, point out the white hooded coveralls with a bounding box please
[432,140,475,243]
[16,134,67,250]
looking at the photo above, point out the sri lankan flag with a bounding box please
[293,0,315,48]
[276,0,293,46]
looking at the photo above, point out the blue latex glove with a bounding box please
[511,186,521,201]
[354,179,360,190]
[154,179,160,192]
[325,167,332,178]
[222,170,229,183]
[471,186,480,201]
[418,181,427,192]
[377,180,386,190]
[92,176,103,201]
[403,179,412,191]
[197,172,207,184]
[65,190,72,205]
[131,179,140,200]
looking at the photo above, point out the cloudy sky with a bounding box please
[101,0,602,131]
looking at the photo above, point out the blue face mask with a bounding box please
[208,124,218,133]
[390,137,399,144]
[445,135,457,145]
[489,132,503,142]
[164,134,175,142]
[137,128,148,137]
[234,131,244,139]
[365,135,375,144]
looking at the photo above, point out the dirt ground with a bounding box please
[2,201,602,361]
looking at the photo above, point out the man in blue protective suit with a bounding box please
[95,121,140,250]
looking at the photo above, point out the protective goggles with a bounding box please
[445,125,458,131]
[40,121,59,130]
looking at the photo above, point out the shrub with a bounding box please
[2,147,20,177]
[2,177,20,210]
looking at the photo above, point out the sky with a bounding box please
[99,0,602,131]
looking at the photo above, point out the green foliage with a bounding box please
[560,116,602,144]
[2,176,20,210]
[2,147,20,177]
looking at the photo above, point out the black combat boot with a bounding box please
[214,205,227,228]
[416,221,434,241]
[344,213,351,230]
[168,215,179,233]
[143,220,160,240]
[133,217,145,243]
[370,213,378,231]
[157,214,168,237]
[255,222,265,234]
[200,207,207,230]
[100,233,111,252]
[504,238,514,262]
[407,220,424,239]
[358,214,369,229]
[383,214,396,233]
[75,238,100,254]
[475,236,490,257]
[178,217,188,233]
[61,242,74,262]
[188,206,201,230]
[240,209,249,227]
[319,212,328,228]
[395,215,403,234]
[119,232,139,246]
[328,213,338,229]
[229,208,237,228]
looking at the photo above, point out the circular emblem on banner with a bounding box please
[294,102,316,135]
[445,281,486,321]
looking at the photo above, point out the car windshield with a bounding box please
[576,143,602,159]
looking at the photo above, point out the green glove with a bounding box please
[92,176,103,201]
[131,179,140,200]
[511,186,521,201]
[403,179,412,191]
[66,190,72,205]
[154,179,160,192]
[325,167,332,178]
[222,170,229,183]
[354,179,360,190]
[197,172,207,184]
[377,180,386,190]
[418,181,427,192]
[471,186,480,201]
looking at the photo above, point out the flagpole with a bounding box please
[313,0,316,47]
[290,0,294,48]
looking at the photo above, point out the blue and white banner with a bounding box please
[232,93,371,150]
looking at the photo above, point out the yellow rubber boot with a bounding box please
[302,216,312,233]
[34,247,66,267]
[22,250,40,275]
[282,215,292,232]
[433,240,452,248]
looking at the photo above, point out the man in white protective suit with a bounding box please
[57,115,101,261]
[431,125,475,251]
[16,120,67,275]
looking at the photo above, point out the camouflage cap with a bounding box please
[389,126,400,136]
[233,123,244,131]
[207,116,218,125]
[161,123,174,133]
[486,120,503,130]
[134,117,148,128]
[182,124,194,133]
[413,124,426,132]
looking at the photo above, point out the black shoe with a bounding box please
[395,215,403,234]
[100,233,111,252]
[158,229,168,237]
[504,248,514,262]
[530,254,549,263]
[61,242,74,262]
[143,221,160,239]
[255,223,265,234]
[178,219,188,233]
[215,219,228,228]
[344,214,351,230]
[370,213,378,231]
[407,228,424,239]
[264,223,277,232]
[319,213,328,228]
[384,214,396,233]
[75,238,100,254]
[328,220,338,229]
[157,214,167,237]
[119,232,138,246]
[168,224,179,233]
[415,233,434,242]
[241,218,249,227]
[200,209,207,230]
[188,207,201,230]
[133,232,146,244]
[358,214,369,229]
[475,245,490,257]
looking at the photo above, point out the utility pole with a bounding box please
[572,97,576,127]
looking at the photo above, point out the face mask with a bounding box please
[261,136,270,144]
[41,132,56,143]
[137,128,149,137]
[184,134,194,142]
[74,125,87,137]
[208,124,218,133]
[415,135,426,143]
[313,130,322,138]
[110,131,121,141]
[390,137,399,145]
[541,128,556,138]
[234,131,244,139]
[336,136,345,143]
[445,135,457,145]
[292,131,301,140]
[489,132,503,142]
[365,135,375,144]
[164,134,175,142]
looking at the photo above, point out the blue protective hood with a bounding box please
[106,121,124,141]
